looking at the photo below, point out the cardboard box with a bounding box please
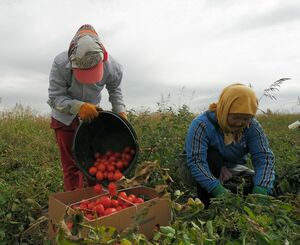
[48,186,171,242]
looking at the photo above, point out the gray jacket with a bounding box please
[47,51,126,126]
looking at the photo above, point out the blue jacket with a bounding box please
[184,111,275,193]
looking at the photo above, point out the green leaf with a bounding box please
[254,232,273,245]
[160,226,176,236]
[190,221,201,230]
[277,179,291,193]
[243,205,255,219]
[203,238,216,245]
[153,232,161,241]
[206,221,214,239]
[11,203,19,212]
[0,229,5,240]
[56,229,79,245]
[121,239,132,245]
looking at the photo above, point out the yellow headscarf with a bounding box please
[209,83,258,145]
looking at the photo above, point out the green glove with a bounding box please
[252,186,268,195]
[211,184,229,197]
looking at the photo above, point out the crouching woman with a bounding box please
[183,83,275,207]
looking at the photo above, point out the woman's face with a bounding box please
[227,113,253,131]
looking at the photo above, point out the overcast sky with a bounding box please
[0,0,300,115]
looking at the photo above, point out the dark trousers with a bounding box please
[196,149,223,208]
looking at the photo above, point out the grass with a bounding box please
[0,104,299,244]
[0,105,62,244]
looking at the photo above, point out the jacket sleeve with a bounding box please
[105,59,126,113]
[247,120,275,193]
[185,120,220,192]
[47,59,84,115]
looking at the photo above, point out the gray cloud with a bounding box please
[236,4,300,32]
[0,0,300,115]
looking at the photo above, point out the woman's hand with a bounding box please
[78,103,99,122]
[219,166,232,183]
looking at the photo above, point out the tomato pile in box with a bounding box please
[70,182,145,221]
[88,146,135,182]
[82,145,138,220]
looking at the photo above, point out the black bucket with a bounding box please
[73,111,139,183]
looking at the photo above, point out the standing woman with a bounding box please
[48,24,127,191]
[184,83,275,207]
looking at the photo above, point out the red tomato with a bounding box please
[124,201,133,207]
[96,171,104,181]
[79,203,88,210]
[135,197,145,204]
[95,204,104,215]
[121,153,127,160]
[87,202,96,210]
[122,153,132,162]
[123,146,131,154]
[117,199,125,206]
[111,199,119,208]
[94,184,103,194]
[114,152,121,159]
[85,213,95,220]
[71,204,80,210]
[80,199,90,205]
[104,208,117,216]
[108,188,117,197]
[128,194,136,202]
[88,166,98,175]
[107,165,116,172]
[99,196,111,208]
[118,191,127,199]
[92,205,98,212]
[97,163,106,172]
[130,149,135,155]
[114,171,123,181]
[126,196,134,203]
[103,171,108,179]
[109,156,116,163]
[108,182,117,197]
[115,161,124,170]
[98,156,107,162]
[123,160,129,167]
[66,221,73,230]
[107,172,114,181]
[79,199,89,209]
[106,150,113,157]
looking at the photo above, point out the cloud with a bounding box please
[0,0,300,115]
[235,3,300,31]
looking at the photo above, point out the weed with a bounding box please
[0,105,299,244]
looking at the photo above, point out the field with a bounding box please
[0,105,299,244]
